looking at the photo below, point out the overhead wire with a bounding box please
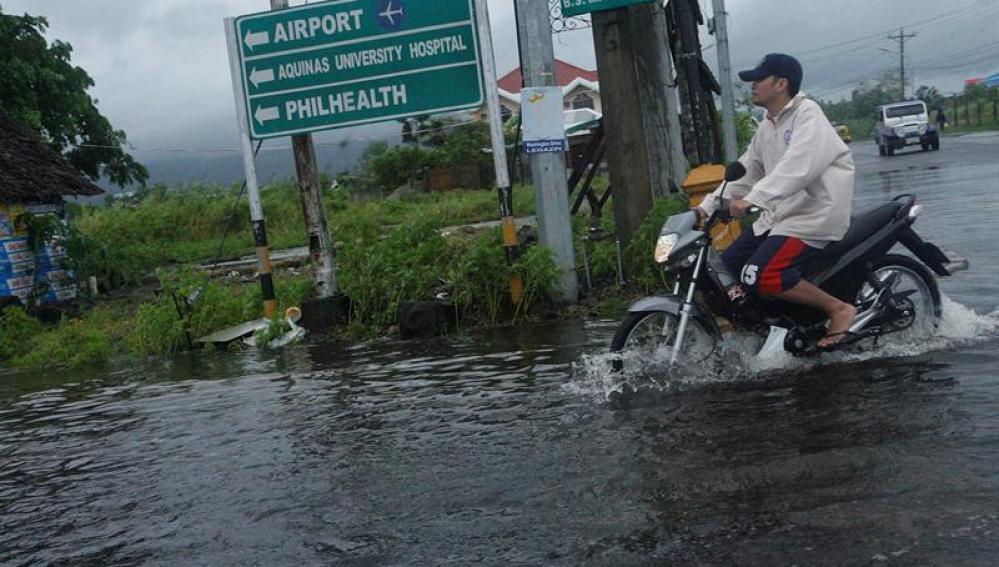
[730,0,998,90]
[790,2,999,100]
[761,0,989,62]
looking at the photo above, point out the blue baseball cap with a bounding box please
[738,53,803,94]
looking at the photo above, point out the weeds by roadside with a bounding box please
[2,179,688,371]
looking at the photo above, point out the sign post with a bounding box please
[232,0,484,138]
[225,17,278,318]
[561,0,654,18]
[473,0,523,305]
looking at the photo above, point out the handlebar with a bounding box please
[704,199,761,230]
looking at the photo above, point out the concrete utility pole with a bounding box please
[271,0,337,299]
[592,9,652,243]
[592,5,686,242]
[712,0,738,162]
[888,27,917,99]
[515,0,577,303]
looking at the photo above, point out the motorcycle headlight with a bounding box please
[654,233,679,264]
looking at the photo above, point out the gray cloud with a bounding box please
[3,0,996,157]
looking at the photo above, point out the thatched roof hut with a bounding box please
[0,111,103,203]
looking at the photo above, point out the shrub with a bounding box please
[10,318,113,369]
[0,307,44,362]
[572,195,689,293]
[448,228,561,326]
[338,218,454,329]
[0,306,118,369]
[448,228,510,325]
[623,195,690,292]
[127,268,312,356]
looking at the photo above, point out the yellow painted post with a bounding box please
[681,164,742,251]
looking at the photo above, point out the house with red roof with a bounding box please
[477,59,601,123]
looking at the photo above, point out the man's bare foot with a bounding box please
[818,303,857,348]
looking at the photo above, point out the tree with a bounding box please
[0,8,148,187]
[399,114,450,148]
[915,85,943,111]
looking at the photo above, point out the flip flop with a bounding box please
[817,331,860,351]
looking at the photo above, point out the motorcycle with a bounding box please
[610,162,969,370]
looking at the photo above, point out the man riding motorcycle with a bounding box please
[696,53,856,348]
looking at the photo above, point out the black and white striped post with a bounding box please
[475,0,524,305]
[225,17,278,318]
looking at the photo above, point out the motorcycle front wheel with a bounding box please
[610,311,717,371]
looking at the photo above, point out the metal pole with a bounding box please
[270,0,337,299]
[474,0,523,305]
[712,0,738,163]
[515,0,577,303]
[225,17,277,318]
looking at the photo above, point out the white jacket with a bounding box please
[700,93,855,242]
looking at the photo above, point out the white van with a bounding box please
[874,100,940,157]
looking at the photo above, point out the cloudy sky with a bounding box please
[3,0,997,161]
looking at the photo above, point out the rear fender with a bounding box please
[898,227,952,276]
[627,295,722,338]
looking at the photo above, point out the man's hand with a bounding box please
[729,199,753,219]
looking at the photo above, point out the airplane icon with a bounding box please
[379,1,405,26]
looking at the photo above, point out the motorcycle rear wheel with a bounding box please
[856,254,942,341]
[610,311,717,371]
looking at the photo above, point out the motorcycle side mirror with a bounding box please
[725,161,747,182]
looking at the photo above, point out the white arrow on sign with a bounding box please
[254,106,280,125]
[243,29,270,50]
[249,67,275,88]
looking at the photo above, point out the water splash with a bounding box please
[568,295,999,401]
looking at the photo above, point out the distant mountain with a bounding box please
[103,138,377,191]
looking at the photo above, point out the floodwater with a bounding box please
[3,134,999,565]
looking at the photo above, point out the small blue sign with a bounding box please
[523,139,569,154]
[376,0,407,31]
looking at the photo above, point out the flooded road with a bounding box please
[3,133,999,565]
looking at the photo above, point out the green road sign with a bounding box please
[560,0,654,18]
[233,0,483,139]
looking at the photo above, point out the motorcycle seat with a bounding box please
[805,201,905,275]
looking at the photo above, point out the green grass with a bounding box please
[940,123,999,136]
[1,185,559,370]
[4,179,691,372]
[69,180,537,283]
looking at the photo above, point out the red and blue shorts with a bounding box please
[721,231,821,296]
